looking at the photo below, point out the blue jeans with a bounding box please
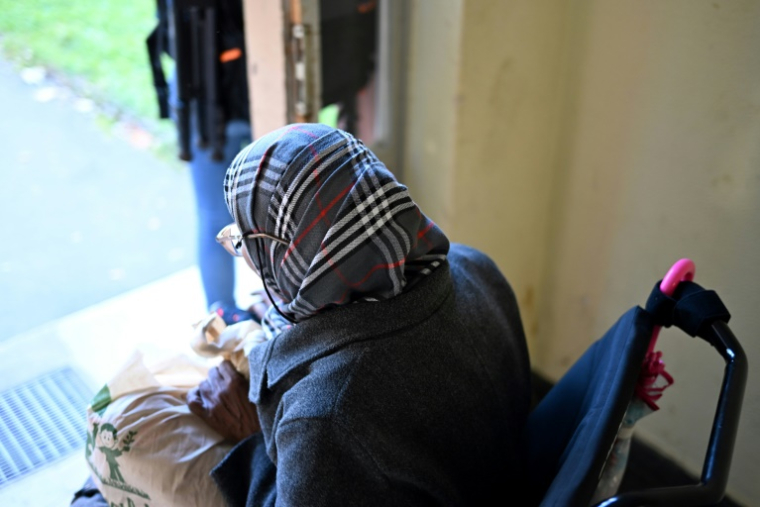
[168,69,252,310]
[189,119,252,309]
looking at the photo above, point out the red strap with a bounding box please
[635,350,674,411]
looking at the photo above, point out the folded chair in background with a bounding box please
[527,259,747,507]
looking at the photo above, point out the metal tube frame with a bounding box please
[595,321,747,507]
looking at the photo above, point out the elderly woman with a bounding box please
[185,123,532,507]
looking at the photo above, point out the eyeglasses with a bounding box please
[216,223,289,257]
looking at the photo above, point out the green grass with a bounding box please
[0,0,164,121]
[318,104,339,128]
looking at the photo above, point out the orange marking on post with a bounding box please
[220,48,242,63]
[357,1,377,14]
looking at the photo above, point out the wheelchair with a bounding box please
[527,259,747,506]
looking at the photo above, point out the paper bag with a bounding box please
[85,350,231,507]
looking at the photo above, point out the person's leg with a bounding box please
[189,120,252,317]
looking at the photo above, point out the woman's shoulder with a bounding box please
[448,242,502,274]
[447,243,518,304]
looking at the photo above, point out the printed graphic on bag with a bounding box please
[85,419,149,500]
[83,350,231,507]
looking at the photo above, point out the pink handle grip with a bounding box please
[638,259,696,409]
[660,258,696,297]
[649,258,696,350]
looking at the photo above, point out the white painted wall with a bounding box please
[404,0,567,353]
[537,3,760,503]
[402,0,463,231]
[402,0,759,503]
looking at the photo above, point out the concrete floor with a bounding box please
[0,56,197,342]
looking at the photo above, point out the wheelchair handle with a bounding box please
[595,320,747,507]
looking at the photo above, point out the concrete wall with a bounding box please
[402,0,759,503]
[402,0,463,234]
[404,0,567,353]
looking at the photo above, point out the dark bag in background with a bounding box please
[147,0,249,162]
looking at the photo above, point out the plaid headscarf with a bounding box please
[224,124,449,336]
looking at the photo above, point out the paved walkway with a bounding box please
[0,56,196,342]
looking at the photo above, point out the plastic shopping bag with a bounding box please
[590,350,674,504]
[589,397,653,504]
[190,313,266,379]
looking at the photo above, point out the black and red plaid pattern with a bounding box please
[225,124,449,334]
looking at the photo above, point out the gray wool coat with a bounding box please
[211,243,532,507]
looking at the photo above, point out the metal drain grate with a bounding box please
[0,367,92,488]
